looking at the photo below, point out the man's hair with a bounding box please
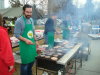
[0,13,3,26]
[23,4,32,11]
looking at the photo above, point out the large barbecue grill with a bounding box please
[36,40,82,75]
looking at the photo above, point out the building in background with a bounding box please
[0,0,4,9]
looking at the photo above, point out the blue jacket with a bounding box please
[44,18,55,34]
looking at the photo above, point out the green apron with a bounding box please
[19,16,38,64]
[63,21,70,40]
[47,32,54,48]
[63,29,70,40]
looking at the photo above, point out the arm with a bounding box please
[18,36,34,45]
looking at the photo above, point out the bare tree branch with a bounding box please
[26,0,30,4]
[9,0,22,7]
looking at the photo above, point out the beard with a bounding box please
[25,15,32,19]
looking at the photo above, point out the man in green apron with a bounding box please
[14,4,38,75]
[62,20,70,40]
[44,15,57,49]
[62,16,71,40]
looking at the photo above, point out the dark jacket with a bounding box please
[44,18,55,34]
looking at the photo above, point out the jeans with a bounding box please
[20,62,34,75]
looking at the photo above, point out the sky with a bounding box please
[4,0,10,8]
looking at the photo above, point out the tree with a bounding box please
[32,0,48,15]
[84,0,94,21]
[48,0,67,15]
[21,0,31,5]
[9,0,32,7]
[9,0,22,7]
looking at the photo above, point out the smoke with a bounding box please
[47,0,100,41]
[51,0,100,23]
[49,0,96,47]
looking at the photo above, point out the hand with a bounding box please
[36,41,39,45]
[9,66,14,72]
[25,39,34,45]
